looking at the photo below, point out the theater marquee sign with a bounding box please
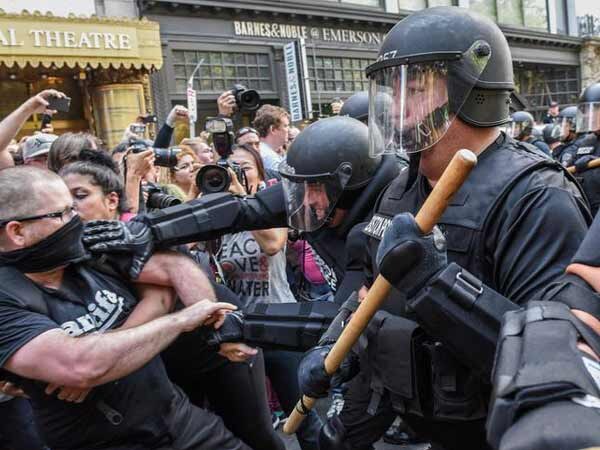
[0,10,162,69]
[233,20,384,47]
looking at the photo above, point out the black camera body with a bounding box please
[195,117,248,195]
[232,84,260,111]
[143,182,182,209]
[128,139,180,168]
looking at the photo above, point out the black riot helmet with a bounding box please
[508,111,535,140]
[279,116,382,231]
[340,91,369,123]
[366,6,513,157]
[576,82,600,134]
[559,106,577,140]
[542,123,561,145]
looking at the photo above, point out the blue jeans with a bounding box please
[264,350,322,450]
[0,397,48,450]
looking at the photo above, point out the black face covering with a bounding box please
[0,216,89,273]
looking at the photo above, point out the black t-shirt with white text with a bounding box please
[0,261,178,450]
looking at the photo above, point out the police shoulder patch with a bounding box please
[363,213,393,240]
[577,146,595,155]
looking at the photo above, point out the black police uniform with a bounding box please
[337,134,590,450]
[0,260,252,450]
[525,136,551,156]
[570,133,600,216]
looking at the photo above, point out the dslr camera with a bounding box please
[143,182,182,210]
[232,84,261,112]
[195,117,248,195]
[128,139,180,168]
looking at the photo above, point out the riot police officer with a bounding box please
[553,105,578,165]
[570,82,600,215]
[509,111,551,155]
[542,123,562,155]
[297,6,590,450]
[339,91,369,124]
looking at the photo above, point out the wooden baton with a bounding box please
[567,158,600,174]
[283,149,478,435]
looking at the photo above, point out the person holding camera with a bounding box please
[0,89,68,170]
[168,145,203,200]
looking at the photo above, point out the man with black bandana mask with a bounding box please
[0,166,258,450]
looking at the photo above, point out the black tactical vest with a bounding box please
[365,136,574,301]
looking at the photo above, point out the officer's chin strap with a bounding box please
[406,151,421,192]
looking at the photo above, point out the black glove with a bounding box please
[574,155,595,173]
[83,219,154,279]
[376,212,447,297]
[200,311,244,349]
[298,345,359,399]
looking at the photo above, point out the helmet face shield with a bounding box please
[508,120,532,139]
[576,102,600,134]
[280,161,352,232]
[368,41,491,156]
[560,117,575,141]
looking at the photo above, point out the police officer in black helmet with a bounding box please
[568,82,600,215]
[508,111,551,155]
[296,7,589,450]
[554,105,586,167]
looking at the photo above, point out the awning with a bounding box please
[0,10,163,70]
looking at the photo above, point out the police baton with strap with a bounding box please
[283,149,478,435]
[567,158,600,174]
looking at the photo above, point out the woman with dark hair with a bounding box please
[48,132,101,172]
[60,160,131,222]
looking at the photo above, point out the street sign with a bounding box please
[284,41,303,122]
[187,87,197,122]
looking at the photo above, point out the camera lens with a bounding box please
[154,148,181,168]
[239,89,260,111]
[196,165,231,194]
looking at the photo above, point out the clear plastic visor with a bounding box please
[280,162,352,232]
[560,117,575,141]
[508,121,532,139]
[576,102,600,134]
[368,45,490,156]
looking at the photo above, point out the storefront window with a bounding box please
[469,0,498,20]
[467,0,548,30]
[513,63,579,118]
[497,0,524,26]
[172,50,274,94]
[308,56,374,94]
[523,0,548,30]
[397,0,452,10]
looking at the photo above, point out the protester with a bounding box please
[0,89,67,170]
[22,133,57,168]
[252,105,290,170]
[168,145,202,199]
[235,126,261,152]
[180,137,215,164]
[47,132,101,172]
[0,165,259,450]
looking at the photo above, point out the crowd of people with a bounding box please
[1,5,600,450]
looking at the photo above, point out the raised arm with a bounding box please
[4,300,235,389]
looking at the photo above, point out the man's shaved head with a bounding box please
[0,166,65,222]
